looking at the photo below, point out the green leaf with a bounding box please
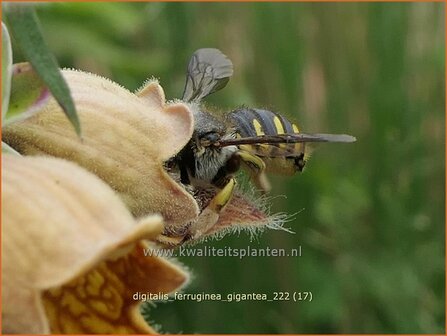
[4,3,81,135]
[4,62,50,125]
[2,22,12,122]
[2,141,20,155]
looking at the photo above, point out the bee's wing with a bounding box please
[218,133,356,157]
[182,48,234,102]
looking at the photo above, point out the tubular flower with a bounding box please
[2,155,189,334]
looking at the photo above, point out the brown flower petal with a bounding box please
[2,155,189,333]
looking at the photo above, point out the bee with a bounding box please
[166,48,356,243]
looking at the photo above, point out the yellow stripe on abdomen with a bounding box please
[273,116,288,149]
[291,123,302,153]
[252,118,272,155]
[253,119,264,135]
[273,116,285,134]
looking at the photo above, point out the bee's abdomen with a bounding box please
[229,107,303,159]
[230,108,299,138]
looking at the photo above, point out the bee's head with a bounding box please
[198,131,221,148]
[189,103,226,153]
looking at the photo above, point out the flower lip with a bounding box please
[159,170,284,246]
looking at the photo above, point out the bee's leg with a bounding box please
[211,152,241,188]
[156,234,185,248]
[155,222,193,248]
[187,177,237,241]
[237,150,271,193]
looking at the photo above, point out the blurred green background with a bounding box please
[11,2,445,333]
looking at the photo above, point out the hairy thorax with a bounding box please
[193,145,238,184]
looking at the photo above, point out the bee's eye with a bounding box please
[199,132,220,146]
